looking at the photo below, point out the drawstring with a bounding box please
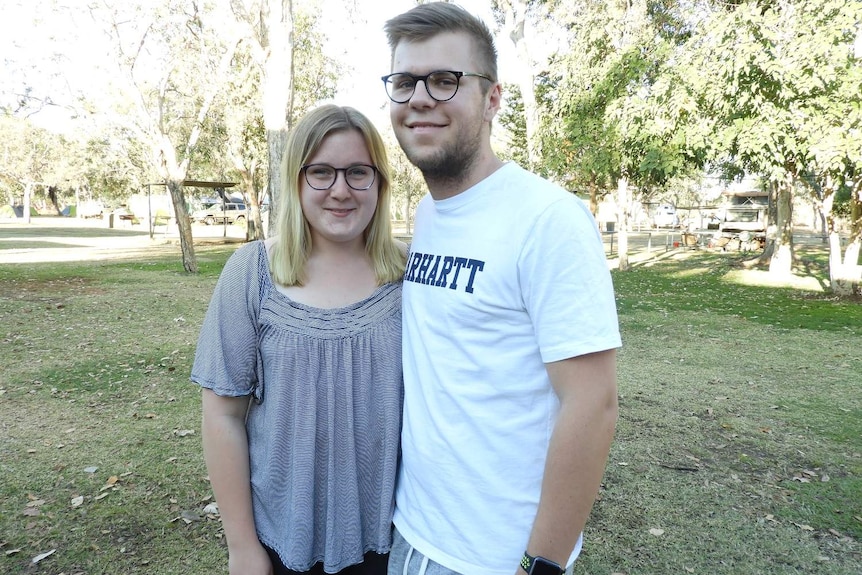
[402,546,413,575]
[401,541,429,575]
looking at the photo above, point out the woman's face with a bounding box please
[300,129,379,250]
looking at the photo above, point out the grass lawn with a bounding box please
[0,236,860,574]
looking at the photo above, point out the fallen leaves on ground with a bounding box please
[31,549,55,564]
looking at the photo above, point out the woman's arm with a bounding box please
[202,388,273,575]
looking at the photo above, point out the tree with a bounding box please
[230,0,295,237]
[680,0,862,279]
[91,1,242,273]
[496,83,529,167]
[387,137,427,236]
[540,0,699,270]
[221,4,338,241]
[0,115,57,222]
[492,0,560,169]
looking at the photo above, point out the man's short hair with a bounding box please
[384,2,498,82]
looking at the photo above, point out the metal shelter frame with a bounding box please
[144,179,238,239]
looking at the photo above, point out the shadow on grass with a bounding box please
[0,240,86,250]
[0,225,150,239]
[615,251,862,334]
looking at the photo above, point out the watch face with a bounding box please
[531,557,563,575]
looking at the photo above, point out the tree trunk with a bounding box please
[405,194,413,236]
[266,128,287,235]
[820,184,835,245]
[502,0,541,169]
[262,0,294,236]
[829,232,862,296]
[23,182,32,224]
[241,165,265,242]
[832,182,862,295]
[166,178,198,274]
[588,181,599,217]
[768,177,794,274]
[616,177,630,271]
[48,186,61,215]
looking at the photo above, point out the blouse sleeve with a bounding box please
[190,242,266,397]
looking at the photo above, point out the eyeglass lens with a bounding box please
[304,164,376,190]
[385,71,462,103]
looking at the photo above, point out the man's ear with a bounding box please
[484,82,502,123]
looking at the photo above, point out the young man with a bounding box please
[382,4,622,575]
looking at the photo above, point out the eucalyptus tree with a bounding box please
[491,0,563,169]
[213,7,337,241]
[88,1,243,273]
[0,115,57,222]
[214,51,268,240]
[796,8,862,294]
[230,0,296,236]
[79,129,151,210]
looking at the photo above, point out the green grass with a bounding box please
[1,238,860,574]
[0,248,235,574]
[572,250,862,575]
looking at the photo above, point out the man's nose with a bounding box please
[408,79,436,106]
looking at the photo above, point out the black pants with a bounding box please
[264,548,389,575]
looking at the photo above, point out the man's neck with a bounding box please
[426,156,506,201]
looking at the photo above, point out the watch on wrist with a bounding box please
[520,552,564,575]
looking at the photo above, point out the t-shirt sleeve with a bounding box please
[518,195,622,363]
[190,243,264,397]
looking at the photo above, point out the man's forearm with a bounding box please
[521,351,618,571]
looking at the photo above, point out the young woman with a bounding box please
[192,104,406,575]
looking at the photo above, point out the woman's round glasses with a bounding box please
[301,163,377,191]
[381,70,493,103]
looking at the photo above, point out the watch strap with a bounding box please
[520,551,564,575]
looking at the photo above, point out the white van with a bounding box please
[652,204,679,228]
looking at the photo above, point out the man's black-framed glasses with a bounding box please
[381,70,494,103]
[301,163,377,191]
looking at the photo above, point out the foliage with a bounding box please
[538,0,702,199]
[833,186,853,219]
[0,115,57,204]
[386,135,427,233]
[682,0,861,184]
[496,83,529,167]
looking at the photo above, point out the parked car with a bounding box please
[193,202,247,225]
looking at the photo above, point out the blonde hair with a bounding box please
[269,104,405,286]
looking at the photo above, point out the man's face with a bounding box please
[388,32,495,182]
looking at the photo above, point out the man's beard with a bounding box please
[400,128,483,189]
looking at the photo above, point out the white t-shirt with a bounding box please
[394,162,622,575]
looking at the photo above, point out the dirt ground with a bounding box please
[0,217,246,264]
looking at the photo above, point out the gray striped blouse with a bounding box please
[191,241,403,572]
